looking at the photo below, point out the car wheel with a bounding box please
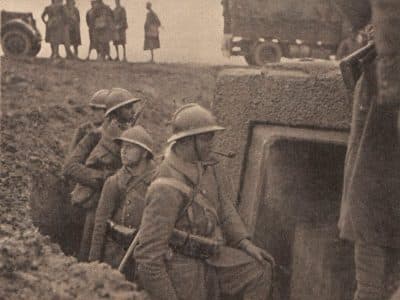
[2,29,32,57]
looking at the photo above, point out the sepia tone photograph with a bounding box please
[0,0,399,299]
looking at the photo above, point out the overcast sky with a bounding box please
[2,0,243,64]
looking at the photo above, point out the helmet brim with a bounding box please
[105,98,141,117]
[167,125,225,143]
[114,137,154,158]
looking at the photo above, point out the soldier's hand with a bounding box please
[239,239,275,267]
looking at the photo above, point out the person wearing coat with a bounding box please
[64,0,81,57]
[113,0,128,62]
[41,0,66,59]
[91,0,115,61]
[89,126,155,280]
[63,88,141,261]
[144,2,161,63]
[134,104,274,300]
[334,0,400,299]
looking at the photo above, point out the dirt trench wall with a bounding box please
[212,61,351,209]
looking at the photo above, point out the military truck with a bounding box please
[1,10,42,58]
[222,0,348,65]
[212,61,354,299]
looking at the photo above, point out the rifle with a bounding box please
[339,41,376,94]
[130,99,148,126]
[109,220,221,272]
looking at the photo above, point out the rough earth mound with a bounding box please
[0,57,219,299]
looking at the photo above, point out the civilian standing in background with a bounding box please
[92,0,114,61]
[41,0,66,59]
[64,0,81,57]
[144,2,161,63]
[86,0,98,60]
[113,0,128,62]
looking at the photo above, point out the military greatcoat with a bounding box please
[336,0,400,249]
[89,165,154,268]
[134,151,272,300]
[63,121,123,260]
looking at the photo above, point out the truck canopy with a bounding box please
[227,0,344,45]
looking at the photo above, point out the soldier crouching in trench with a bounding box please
[335,0,400,299]
[134,104,274,300]
[88,126,155,280]
[63,88,142,261]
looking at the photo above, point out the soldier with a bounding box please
[134,104,274,300]
[89,126,155,280]
[334,0,400,299]
[63,88,141,261]
[113,0,128,62]
[67,89,108,155]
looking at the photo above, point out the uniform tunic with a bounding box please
[86,8,97,50]
[144,10,161,50]
[134,151,272,300]
[113,6,128,45]
[92,3,115,44]
[89,165,154,268]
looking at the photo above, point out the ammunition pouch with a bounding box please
[107,220,136,250]
[106,220,220,260]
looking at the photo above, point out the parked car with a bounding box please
[1,10,42,57]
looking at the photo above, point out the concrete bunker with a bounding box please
[212,62,354,299]
[239,124,354,300]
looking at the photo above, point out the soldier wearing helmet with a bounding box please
[63,88,141,261]
[89,126,155,279]
[134,104,274,300]
[67,89,108,155]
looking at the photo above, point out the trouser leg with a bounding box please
[78,208,96,261]
[354,243,386,300]
[217,259,273,300]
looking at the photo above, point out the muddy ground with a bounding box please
[0,56,222,299]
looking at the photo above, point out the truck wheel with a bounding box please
[253,41,282,65]
[1,29,32,57]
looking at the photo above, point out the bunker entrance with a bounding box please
[238,125,355,300]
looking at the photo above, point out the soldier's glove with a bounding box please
[239,239,276,268]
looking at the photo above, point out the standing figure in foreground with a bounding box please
[64,0,81,57]
[64,88,141,261]
[91,0,115,61]
[89,126,155,280]
[41,0,66,59]
[335,0,400,299]
[144,2,161,63]
[113,0,128,62]
[134,104,274,300]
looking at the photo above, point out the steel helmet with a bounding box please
[89,89,109,109]
[114,125,154,158]
[105,88,141,117]
[167,103,225,143]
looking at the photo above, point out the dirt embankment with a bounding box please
[0,57,219,299]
